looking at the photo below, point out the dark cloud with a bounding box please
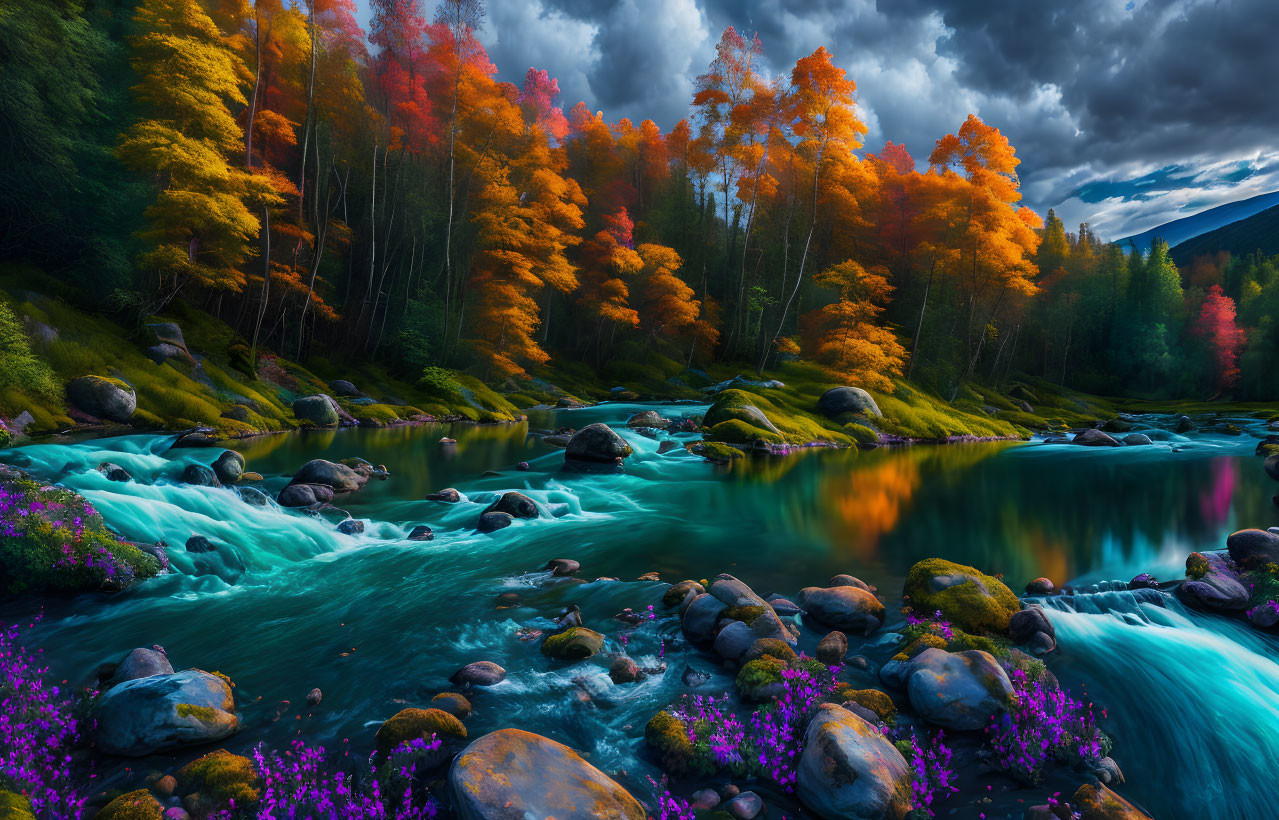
[356,0,1277,239]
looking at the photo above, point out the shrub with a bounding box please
[899,729,958,819]
[418,367,462,397]
[0,301,58,399]
[984,668,1111,784]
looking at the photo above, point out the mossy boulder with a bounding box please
[796,704,912,820]
[798,585,886,636]
[375,707,467,758]
[540,627,605,661]
[67,375,136,423]
[662,580,706,607]
[564,423,632,463]
[706,419,784,446]
[431,692,472,720]
[691,441,745,462]
[703,397,782,433]
[645,711,695,775]
[292,394,339,427]
[1073,783,1153,819]
[841,688,897,724]
[903,558,1020,635]
[94,669,237,756]
[744,638,799,664]
[178,749,259,810]
[0,791,35,820]
[97,789,164,820]
[817,386,882,418]
[450,728,645,820]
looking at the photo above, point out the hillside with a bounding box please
[1119,190,1279,254]
[1170,202,1279,265]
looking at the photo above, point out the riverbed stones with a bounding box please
[816,386,882,418]
[627,410,669,429]
[426,488,462,502]
[1073,429,1121,447]
[1177,552,1248,611]
[564,423,633,463]
[1123,433,1154,446]
[682,593,728,643]
[408,525,434,541]
[901,648,1013,730]
[541,627,604,660]
[292,394,340,427]
[816,631,849,665]
[545,558,580,576]
[375,707,465,766]
[903,558,1020,635]
[1009,604,1055,644]
[713,620,757,662]
[211,450,245,484]
[289,459,366,493]
[663,580,705,607]
[1226,528,1279,567]
[796,703,912,820]
[109,648,174,688]
[276,482,333,508]
[798,585,885,636]
[94,670,238,756]
[67,375,136,423]
[181,463,220,487]
[449,728,645,820]
[725,791,765,820]
[609,655,643,684]
[450,661,506,687]
[476,512,513,533]
[485,491,538,519]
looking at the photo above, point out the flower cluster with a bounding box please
[646,776,696,820]
[904,609,954,641]
[899,729,958,817]
[211,738,439,819]
[1245,599,1279,621]
[666,662,837,790]
[0,620,88,819]
[984,668,1110,783]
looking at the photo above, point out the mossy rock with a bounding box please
[1073,783,1152,819]
[743,637,799,664]
[375,707,467,757]
[431,692,472,720]
[735,655,788,701]
[541,627,605,661]
[843,422,880,446]
[662,580,706,607]
[97,789,163,820]
[706,419,784,446]
[892,633,948,662]
[178,749,259,810]
[903,558,1020,635]
[691,441,745,462]
[946,628,1006,657]
[1186,552,1210,580]
[0,791,35,820]
[644,711,695,775]
[721,604,766,625]
[842,688,897,724]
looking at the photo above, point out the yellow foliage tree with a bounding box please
[802,260,907,391]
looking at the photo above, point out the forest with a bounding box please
[1,0,1273,405]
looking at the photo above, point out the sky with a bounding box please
[354,0,1279,242]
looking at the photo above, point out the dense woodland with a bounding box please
[2,0,1273,401]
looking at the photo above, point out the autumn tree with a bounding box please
[1189,285,1245,395]
[801,260,906,391]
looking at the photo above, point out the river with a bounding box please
[2,402,1277,818]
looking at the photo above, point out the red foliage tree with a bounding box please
[1191,284,1247,394]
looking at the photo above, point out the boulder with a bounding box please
[1072,783,1153,819]
[766,593,802,615]
[725,792,765,820]
[94,669,237,756]
[375,707,466,759]
[1008,604,1055,644]
[902,648,1012,730]
[829,574,874,591]
[704,401,781,434]
[1226,528,1279,567]
[713,620,757,662]
[211,450,245,484]
[609,655,643,684]
[1177,552,1248,611]
[1174,415,1195,433]
[903,558,1020,634]
[564,423,633,463]
[1265,453,1279,482]
[663,580,705,607]
[1025,577,1055,595]
[450,661,506,687]
[795,703,912,820]
[292,395,340,427]
[408,525,435,541]
[477,511,513,533]
[797,586,886,636]
[289,459,366,493]
[1129,573,1159,590]
[329,379,362,397]
[541,627,604,660]
[181,463,220,487]
[432,692,472,720]
[67,376,136,423]
[109,648,174,688]
[449,729,645,820]
[627,410,669,429]
[98,462,132,483]
[276,483,333,508]
[337,518,365,536]
[427,488,462,503]
[177,749,259,810]
[484,491,539,519]
[816,631,848,665]
[681,593,728,643]
[98,790,164,820]
[1073,429,1121,447]
[816,386,882,418]
[1123,433,1153,446]
[545,558,580,576]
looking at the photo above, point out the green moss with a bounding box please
[540,626,605,660]
[843,688,897,723]
[735,655,786,697]
[903,558,1021,635]
[844,422,880,445]
[97,790,163,820]
[178,749,260,809]
[706,419,785,445]
[891,633,949,662]
[644,711,695,775]
[1186,552,1210,580]
[701,382,854,447]
[375,707,467,757]
[692,441,745,462]
[176,703,218,723]
[744,638,799,664]
[0,791,35,820]
[721,604,766,625]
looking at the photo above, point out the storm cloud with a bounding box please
[356,0,1279,239]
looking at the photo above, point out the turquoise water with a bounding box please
[2,405,1277,817]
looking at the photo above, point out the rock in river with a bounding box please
[798,585,885,636]
[816,631,849,665]
[276,483,333,508]
[901,648,1012,730]
[289,459,367,493]
[375,707,466,761]
[108,648,173,688]
[211,450,245,484]
[796,703,912,820]
[1073,429,1121,447]
[427,487,462,502]
[541,627,604,660]
[564,423,633,463]
[484,491,539,519]
[450,661,506,687]
[1177,552,1248,612]
[450,728,644,820]
[1226,528,1279,568]
[476,511,513,533]
[627,410,669,429]
[902,558,1020,634]
[94,670,238,756]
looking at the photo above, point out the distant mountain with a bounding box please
[1170,202,1279,266]
[1118,190,1279,255]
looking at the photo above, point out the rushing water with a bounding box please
[2,404,1278,818]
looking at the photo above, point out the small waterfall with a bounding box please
[1039,584,1279,820]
